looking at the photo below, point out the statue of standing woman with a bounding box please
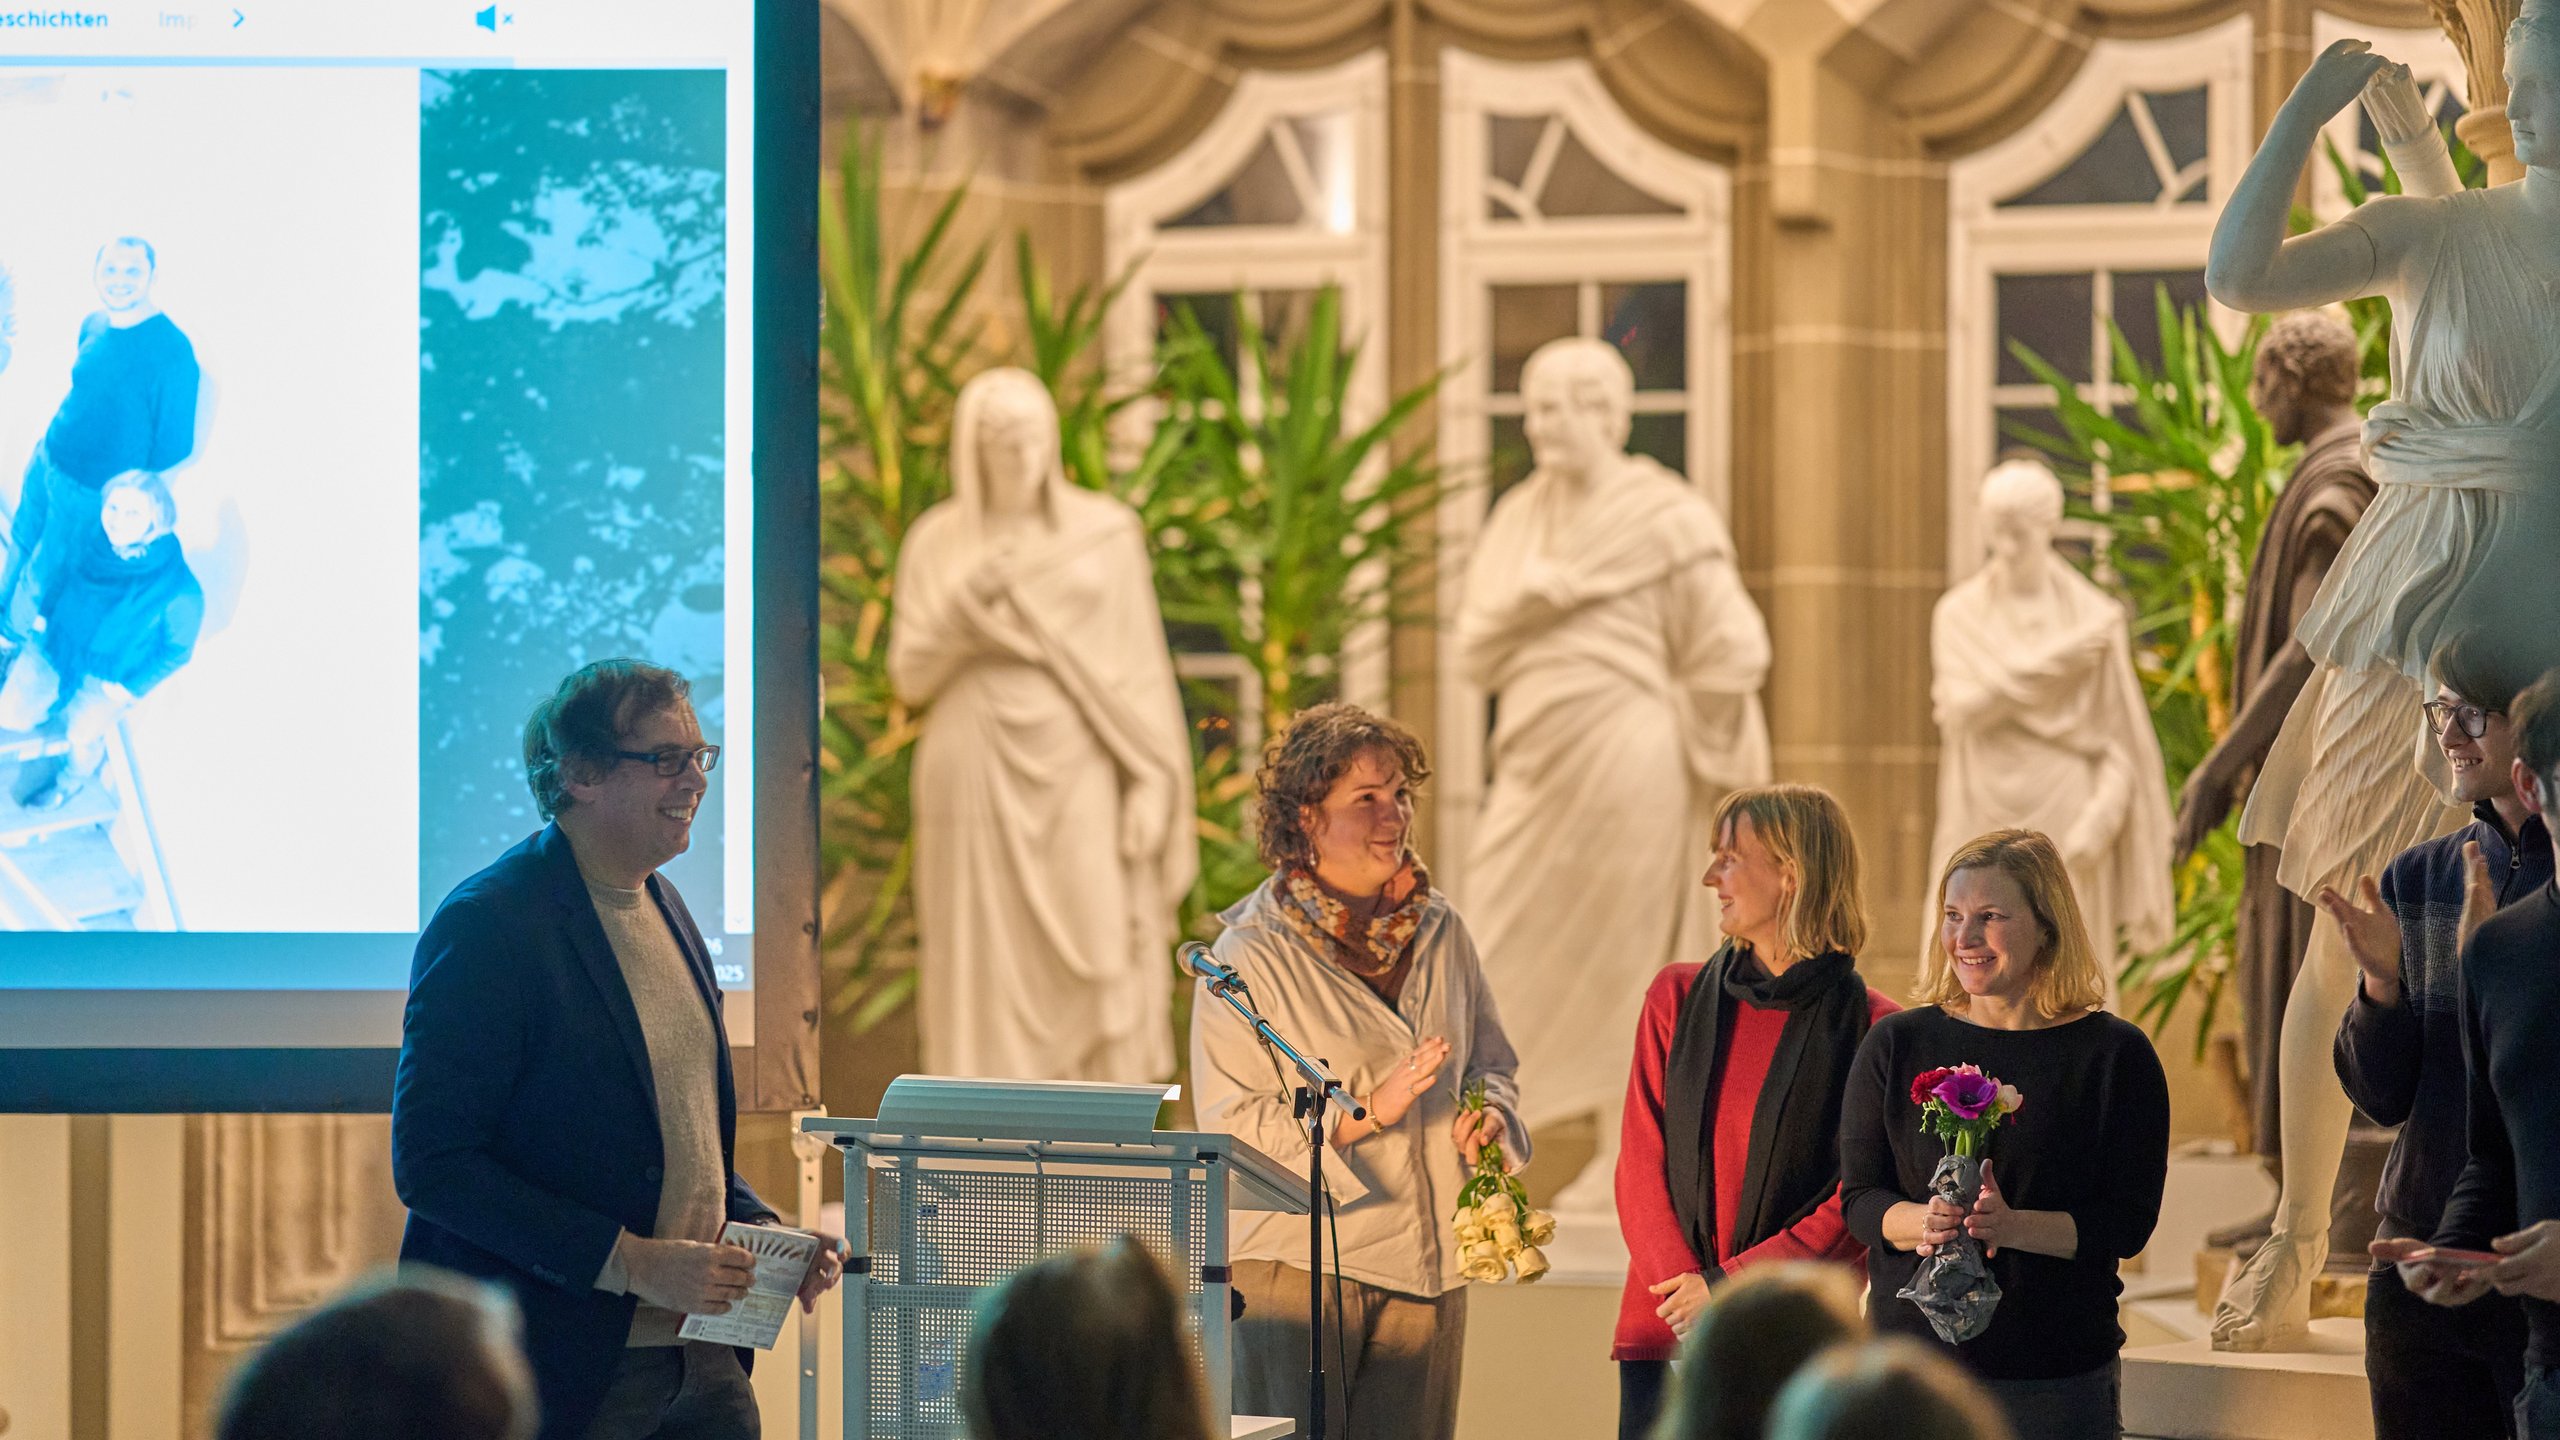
[1927,458,2176,1006]
[1459,337,1772,1216]
[2204,27,2560,1350]
[889,367,1198,1083]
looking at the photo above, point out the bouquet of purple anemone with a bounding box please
[1895,1064,2023,1344]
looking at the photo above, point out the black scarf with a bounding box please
[1661,942,1872,1280]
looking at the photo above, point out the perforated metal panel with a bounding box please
[854,1158,1213,1440]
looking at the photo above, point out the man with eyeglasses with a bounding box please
[2329,630,2547,1439]
[394,659,843,1440]
[2384,664,2560,1436]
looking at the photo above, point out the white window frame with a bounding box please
[1433,49,1733,900]
[1101,50,1394,730]
[2312,15,2468,221]
[1945,16,2252,577]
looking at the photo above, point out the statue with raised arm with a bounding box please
[889,367,1198,1083]
[1458,337,1771,1218]
[2203,28,2560,1351]
[1927,459,2176,1008]
[2175,312,2388,1261]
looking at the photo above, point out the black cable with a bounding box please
[1325,1184,1355,1440]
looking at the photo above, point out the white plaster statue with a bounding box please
[1928,459,2175,1010]
[888,366,1199,1083]
[1459,337,1772,1216]
[2203,29,2560,1351]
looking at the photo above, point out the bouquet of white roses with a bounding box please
[1451,1081,1555,1284]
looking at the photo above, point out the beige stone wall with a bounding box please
[8,5,2494,1435]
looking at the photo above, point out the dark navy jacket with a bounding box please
[2335,800,2553,1239]
[392,823,774,1440]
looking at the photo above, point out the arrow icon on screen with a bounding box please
[231,8,244,25]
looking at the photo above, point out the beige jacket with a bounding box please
[1190,877,1530,1298]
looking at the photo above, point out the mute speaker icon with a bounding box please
[474,4,497,30]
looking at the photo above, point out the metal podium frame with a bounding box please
[803,1076,1306,1440]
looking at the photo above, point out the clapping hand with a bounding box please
[2457,840,2499,953]
[2315,875,2404,1006]
[1365,1036,1449,1128]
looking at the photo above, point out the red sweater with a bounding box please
[1612,962,1899,1361]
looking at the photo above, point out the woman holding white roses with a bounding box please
[1613,784,1900,1440]
[1838,829,2170,1440]
[1190,703,1529,1440]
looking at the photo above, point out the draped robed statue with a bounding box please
[1459,336,1773,1217]
[1926,458,2176,1011]
[889,367,1198,1083]
[2204,26,2560,1350]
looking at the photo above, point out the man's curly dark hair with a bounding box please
[1253,702,1432,872]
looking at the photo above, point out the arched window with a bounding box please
[1945,16,2252,574]
[1102,51,1392,738]
[1432,49,1732,896]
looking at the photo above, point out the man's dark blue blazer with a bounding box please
[392,823,775,1440]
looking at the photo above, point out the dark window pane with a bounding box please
[1488,113,1547,190]
[1602,281,1686,392]
[1490,284,1577,393]
[1157,291,1239,375]
[2143,87,2209,175]
[1628,412,1687,480]
[1489,414,1533,503]
[1999,103,2162,207]
[1167,621,1229,653]
[1165,131,1304,228]
[1254,289,1321,362]
[2110,269,2207,373]
[1540,126,1682,218]
[1996,406,2072,463]
[1995,272,2094,385]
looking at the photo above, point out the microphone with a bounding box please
[1178,940,1245,992]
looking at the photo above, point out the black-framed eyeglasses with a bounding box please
[2423,701,2496,739]
[610,744,721,777]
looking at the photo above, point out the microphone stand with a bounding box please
[1196,970,1363,1440]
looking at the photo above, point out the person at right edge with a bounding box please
[2330,631,2544,1438]
[2389,671,2560,1439]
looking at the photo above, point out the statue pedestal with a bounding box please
[2122,1315,2371,1440]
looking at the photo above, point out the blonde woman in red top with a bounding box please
[1613,783,1899,1440]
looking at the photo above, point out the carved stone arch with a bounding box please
[1044,0,1766,183]
[1889,0,2248,157]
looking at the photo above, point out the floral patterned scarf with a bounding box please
[1275,856,1434,979]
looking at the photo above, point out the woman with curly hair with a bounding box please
[1190,702,1528,1440]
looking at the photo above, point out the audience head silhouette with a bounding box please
[964,1236,1214,1440]
[215,1267,535,1440]
[1650,1262,1865,1440]
[1764,1337,2015,1440]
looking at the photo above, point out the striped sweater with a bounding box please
[2333,801,2552,1238]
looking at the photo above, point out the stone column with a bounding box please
[2432,0,2525,182]
[1733,10,1950,995]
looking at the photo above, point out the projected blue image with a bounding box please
[419,68,734,941]
[0,236,204,927]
